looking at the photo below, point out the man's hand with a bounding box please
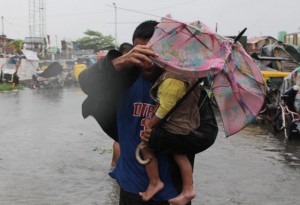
[112,45,157,71]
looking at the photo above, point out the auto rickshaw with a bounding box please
[73,57,96,81]
[261,70,290,82]
[259,70,290,124]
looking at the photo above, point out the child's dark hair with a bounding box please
[118,42,133,54]
[132,20,159,42]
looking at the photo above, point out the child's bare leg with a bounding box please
[139,146,164,201]
[168,154,196,205]
[110,141,120,170]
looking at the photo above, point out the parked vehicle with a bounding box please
[261,70,290,82]
[272,65,300,139]
[259,70,289,122]
[259,82,281,123]
[64,60,76,86]
[273,85,300,139]
[39,61,53,71]
[31,62,65,89]
[73,57,95,82]
[0,55,21,84]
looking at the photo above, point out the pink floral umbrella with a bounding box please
[148,17,266,136]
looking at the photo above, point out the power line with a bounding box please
[106,21,149,24]
[4,0,196,19]
[3,10,111,19]
[146,0,197,11]
[47,10,111,18]
[2,16,27,28]
[106,5,161,19]
[105,1,198,21]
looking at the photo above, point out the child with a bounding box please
[139,71,201,205]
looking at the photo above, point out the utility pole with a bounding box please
[55,35,58,48]
[113,3,117,49]
[29,0,46,38]
[1,16,4,35]
[29,0,46,56]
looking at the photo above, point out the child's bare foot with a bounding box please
[168,188,196,205]
[139,181,164,201]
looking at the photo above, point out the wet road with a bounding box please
[1,87,300,205]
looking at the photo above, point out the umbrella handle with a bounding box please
[234,28,247,44]
[135,142,152,165]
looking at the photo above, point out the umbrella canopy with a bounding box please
[148,17,230,78]
[148,17,266,136]
[212,43,266,136]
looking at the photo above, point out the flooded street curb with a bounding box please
[1,87,300,205]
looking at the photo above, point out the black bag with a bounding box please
[289,120,300,139]
[148,85,218,155]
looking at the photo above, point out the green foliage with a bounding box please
[7,40,23,52]
[0,83,23,92]
[76,29,115,51]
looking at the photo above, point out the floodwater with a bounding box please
[0,86,300,205]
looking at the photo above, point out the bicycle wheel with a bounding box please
[273,109,283,131]
[289,120,300,139]
[284,114,293,139]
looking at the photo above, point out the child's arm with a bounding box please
[156,78,186,117]
[146,78,186,130]
[148,115,162,128]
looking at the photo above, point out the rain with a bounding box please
[1,86,300,204]
[1,0,300,204]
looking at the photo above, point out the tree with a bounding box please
[6,39,23,54]
[76,30,115,51]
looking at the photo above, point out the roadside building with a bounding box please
[23,37,47,58]
[0,35,8,55]
[284,32,300,46]
[61,40,75,53]
[246,36,278,54]
[0,35,14,55]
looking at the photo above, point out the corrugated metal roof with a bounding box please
[23,37,45,44]
[247,36,277,44]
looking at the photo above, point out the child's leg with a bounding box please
[168,154,196,205]
[139,146,164,201]
[110,141,120,170]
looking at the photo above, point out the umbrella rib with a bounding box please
[184,26,213,53]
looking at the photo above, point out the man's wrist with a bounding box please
[106,50,123,71]
[112,57,125,71]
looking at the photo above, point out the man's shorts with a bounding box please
[119,188,169,205]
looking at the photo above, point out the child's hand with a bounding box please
[142,127,152,143]
[141,119,152,143]
[144,119,151,129]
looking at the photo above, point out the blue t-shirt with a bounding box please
[109,74,178,201]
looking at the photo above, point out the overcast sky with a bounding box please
[1,0,299,47]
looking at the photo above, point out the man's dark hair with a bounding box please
[132,20,159,42]
[118,42,133,54]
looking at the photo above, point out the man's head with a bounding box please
[132,20,158,44]
[118,42,133,55]
[132,20,163,82]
